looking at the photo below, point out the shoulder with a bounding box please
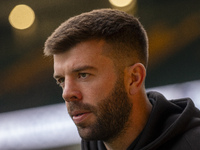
[160,126,200,150]
[182,126,200,149]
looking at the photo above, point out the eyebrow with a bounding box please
[72,65,97,73]
[53,65,97,79]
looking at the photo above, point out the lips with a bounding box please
[70,111,91,124]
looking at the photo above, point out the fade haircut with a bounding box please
[44,9,149,68]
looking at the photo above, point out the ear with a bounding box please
[125,63,146,95]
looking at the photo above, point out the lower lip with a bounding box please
[73,113,91,124]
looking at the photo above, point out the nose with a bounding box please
[62,79,83,102]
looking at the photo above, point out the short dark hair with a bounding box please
[44,8,148,67]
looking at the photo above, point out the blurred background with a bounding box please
[0,0,200,149]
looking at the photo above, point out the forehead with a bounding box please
[53,40,114,74]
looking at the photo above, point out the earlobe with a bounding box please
[128,63,146,95]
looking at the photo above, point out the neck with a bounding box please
[103,90,152,150]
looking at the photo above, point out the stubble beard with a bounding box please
[68,77,133,142]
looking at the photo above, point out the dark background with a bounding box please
[0,0,200,113]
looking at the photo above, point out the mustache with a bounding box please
[67,101,96,115]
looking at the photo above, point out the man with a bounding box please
[44,9,200,150]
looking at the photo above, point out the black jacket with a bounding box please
[81,92,200,150]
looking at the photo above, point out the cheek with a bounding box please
[85,75,116,105]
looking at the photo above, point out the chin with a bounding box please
[78,126,93,139]
[77,126,101,141]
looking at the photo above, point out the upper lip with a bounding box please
[70,110,90,117]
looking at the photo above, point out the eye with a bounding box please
[78,73,89,79]
[56,78,65,87]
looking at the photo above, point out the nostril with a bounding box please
[62,90,83,102]
[64,96,81,102]
[70,96,79,100]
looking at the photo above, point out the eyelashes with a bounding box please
[56,73,91,88]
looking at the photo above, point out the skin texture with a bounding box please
[53,39,152,150]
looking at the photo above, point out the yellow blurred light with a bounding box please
[9,4,35,30]
[109,0,133,7]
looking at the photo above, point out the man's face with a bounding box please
[53,40,132,141]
